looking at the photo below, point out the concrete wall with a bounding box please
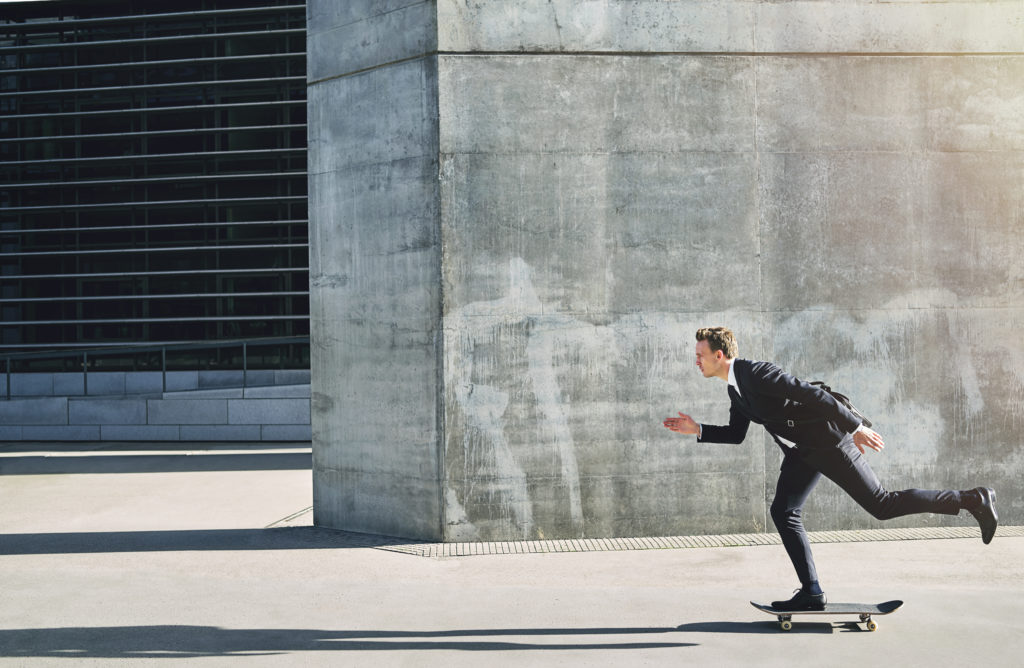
[307,1,444,539]
[308,0,1024,541]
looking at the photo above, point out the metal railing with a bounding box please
[1,336,309,399]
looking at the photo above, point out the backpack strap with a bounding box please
[810,382,872,429]
[759,381,873,429]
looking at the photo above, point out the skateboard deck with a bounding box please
[750,599,903,632]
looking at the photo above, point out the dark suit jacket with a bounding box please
[698,359,863,450]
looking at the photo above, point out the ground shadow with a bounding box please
[677,620,837,635]
[677,621,782,635]
[0,626,695,657]
[0,526,422,555]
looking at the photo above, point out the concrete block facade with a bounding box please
[1,370,311,399]
[308,1,1024,541]
[69,399,148,426]
[0,397,68,425]
[0,388,312,442]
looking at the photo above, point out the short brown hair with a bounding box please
[696,327,738,358]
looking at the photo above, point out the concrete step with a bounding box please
[0,391,311,442]
[161,384,311,400]
[1,369,311,399]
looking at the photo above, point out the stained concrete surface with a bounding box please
[1,442,1022,666]
[308,0,1024,542]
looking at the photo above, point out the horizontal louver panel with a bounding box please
[1,0,308,368]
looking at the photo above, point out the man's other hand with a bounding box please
[853,425,885,454]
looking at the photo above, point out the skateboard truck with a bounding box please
[774,611,876,632]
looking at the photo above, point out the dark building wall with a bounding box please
[1,0,308,371]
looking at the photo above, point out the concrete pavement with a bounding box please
[1,441,1022,666]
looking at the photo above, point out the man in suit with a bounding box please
[663,326,998,611]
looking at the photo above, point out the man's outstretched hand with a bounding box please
[663,412,700,435]
[853,425,885,454]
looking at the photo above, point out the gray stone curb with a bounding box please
[309,524,1024,558]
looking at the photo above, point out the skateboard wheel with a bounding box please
[780,620,793,631]
[866,620,878,632]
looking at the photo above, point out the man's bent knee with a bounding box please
[860,491,899,521]
[770,503,803,530]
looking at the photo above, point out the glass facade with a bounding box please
[1,0,308,369]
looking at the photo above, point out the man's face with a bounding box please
[695,340,724,378]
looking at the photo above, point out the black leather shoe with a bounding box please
[966,487,998,545]
[771,589,827,611]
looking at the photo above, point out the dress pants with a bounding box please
[770,433,962,587]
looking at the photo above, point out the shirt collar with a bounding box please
[727,359,740,396]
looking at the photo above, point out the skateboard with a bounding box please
[750,599,903,632]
